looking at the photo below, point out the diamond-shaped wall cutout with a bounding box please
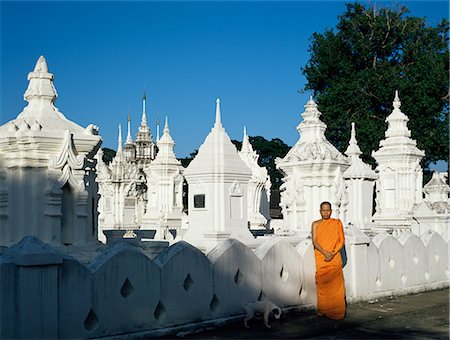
[280,264,289,282]
[234,268,244,285]
[210,294,220,313]
[183,273,194,293]
[84,308,99,332]
[120,278,134,299]
[154,301,167,322]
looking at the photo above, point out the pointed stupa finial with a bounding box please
[241,125,252,151]
[350,122,357,144]
[117,124,123,153]
[141,90,147,126]
[393,90,401,110]
[156,113,160,143]
[164,116,169,133]
[34,55,49,73]
[345,122,362,157]
[126,114,133,144]
[24,55,57,104]
[215,98,222,127]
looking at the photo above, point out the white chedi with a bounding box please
[276,96,349,236]
[0,56,101,247]
[238,126,271,230]
[183,99,255,252]
[142,117,185,238]
[343,122,377,229]
[372,91,424,231]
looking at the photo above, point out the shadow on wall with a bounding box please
[0,229,448,339]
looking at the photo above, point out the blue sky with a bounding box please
[1,1,448,169]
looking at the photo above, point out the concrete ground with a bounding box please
[168,288,449,339]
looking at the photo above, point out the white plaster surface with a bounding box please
[295,239,317,305]
[154,241,214,327]
[88,242,161,337]
[255,238,302,307]
[207,239,262,318]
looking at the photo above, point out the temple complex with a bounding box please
[0,56,448,339]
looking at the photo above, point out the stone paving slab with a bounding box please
[167,288,449,339]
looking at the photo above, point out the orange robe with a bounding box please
[314,218,346,320]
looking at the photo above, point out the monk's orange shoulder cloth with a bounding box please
[314,218,345,320]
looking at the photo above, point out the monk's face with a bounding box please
[320,204,332,220]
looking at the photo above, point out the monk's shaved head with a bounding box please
[320,201,332,210]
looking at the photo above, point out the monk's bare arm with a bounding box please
[312,220,334,261]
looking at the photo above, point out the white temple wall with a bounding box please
[153,241,214,327]
[207,239,262,318]
[345,178,375,228]
[1,232,448,339]
[254,238,303,307]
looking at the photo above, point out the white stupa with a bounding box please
[276,96,349,236]
[183,98,255,252]
[143,117,185,235]
[372,91,425,232]
[0,56,102,247]
[343,122,378,229]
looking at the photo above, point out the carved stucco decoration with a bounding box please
[49,129,85,192]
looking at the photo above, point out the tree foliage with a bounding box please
[302,2,449,169]
[102,148,116,165]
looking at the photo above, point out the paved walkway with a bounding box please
[172,288,449,339]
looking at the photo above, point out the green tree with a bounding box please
[178,149,198,168]
[102,148,116,165]
[302,2,449,172]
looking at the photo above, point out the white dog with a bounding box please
[243,300,282,328]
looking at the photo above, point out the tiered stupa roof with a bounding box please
[278,96,348,165]
[372,91,424,159]
[184,98,251,178]
[0,56,101,159]
[152,117,181,166]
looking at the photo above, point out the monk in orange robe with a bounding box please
[312,201,346,320]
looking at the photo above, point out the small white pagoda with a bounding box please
[343,122,378,229]
[142,117,185,236]
[412,172,450,237]
[276,96,349,236]
[0,56,101,247]
[183,99,255,251]
[372,91,425,233]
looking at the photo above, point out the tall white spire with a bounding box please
[215,98,222,127]
[117,124,123,154]
[345,122,362,159]
[126,114,133,144]
[156,114,160,143]
[141,91,147,127]
[163,116,169,133]
[241,125,253,154]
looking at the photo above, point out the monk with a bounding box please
[312,201,346,320]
